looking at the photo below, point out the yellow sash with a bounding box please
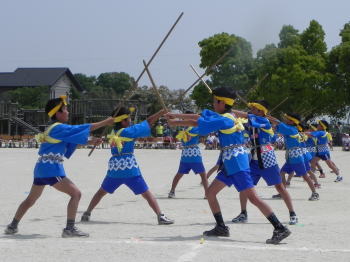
[35,123,62,144]
[176,127,198,142]
[107,128,133,153]
[219,113,247,134]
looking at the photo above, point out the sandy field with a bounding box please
[0,147,349,262]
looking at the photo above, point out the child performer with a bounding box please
[268,114,319,201]
[231,101,298,225]
[166,87,291,245]
[5,96,115,237]
[168,116,209,198]
[81,107,174,225]
[308,120,342,182]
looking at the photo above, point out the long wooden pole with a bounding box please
[88,12,184,156]
[143,60,168,111]
[182,46,235,97]
[189,64,212,93]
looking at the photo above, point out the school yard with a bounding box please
[0,147,349,262]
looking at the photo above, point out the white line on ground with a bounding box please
[2,238,349,254]
[176,244,203,262]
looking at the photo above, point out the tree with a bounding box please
[96,72,134,97]
[190,32,256,109]
[278,25,300,48]
[301,20,327,56]
[7,86,50,109]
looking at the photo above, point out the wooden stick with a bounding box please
[269,97,289,114]
[189,64,212,93]
[88,12,183,156]
[143,60,168,111]
[182,46,235,97]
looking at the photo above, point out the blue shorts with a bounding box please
[178,162,205,174]
[281,162,307,177]
[250,160,281,186]
[215,170,254,192]
[33,176,65,186]
[304,161,311,172]
[101,175,148,195]
[316,153,330,161]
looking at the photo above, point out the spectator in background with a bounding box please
[155,122,164,137]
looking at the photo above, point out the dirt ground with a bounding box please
[0,147,349,262]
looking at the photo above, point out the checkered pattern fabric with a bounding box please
[287,147,304,158]
[182,147,201,157]
[307,146,317,153]
[261,150,278,168]
[37,153,64,164]
[222,146,246,161]
[108,155,139,171]
[317,144,329,153]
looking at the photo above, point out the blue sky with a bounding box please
[1,0,349,90]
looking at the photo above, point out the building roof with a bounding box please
[0,68,83,91]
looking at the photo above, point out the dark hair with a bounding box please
[287,113,301,122]
[185,110,194,114]
[319,120,329,130]
[45,98,64,120]
[112,106,130,130]
[212,87,237,113]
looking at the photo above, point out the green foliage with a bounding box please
[278,25,300,48]
[7,86,50,109]
[301,20,327,56]
[96,72,134,97]
[190,82,213,110]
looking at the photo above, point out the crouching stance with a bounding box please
[5,96,114,237]
[166,87,291,244]
[81,107,174,225]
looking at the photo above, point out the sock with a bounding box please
[267,213,284,230]
[84,211,91,216]
[289,211,296,217]
[66,219,75,230]
[10,218,19,228]
[213,212,225,228]
[241,210,247,216]
[319,168,324,174]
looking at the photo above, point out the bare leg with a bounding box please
[325,159,339,176]
[275,183,295,212]
[53,177,81,220]
[206,179,226,214]
[170,173,184,193]
[280,171,287,186]
[244,187,273,217]
[302,175,316,193]
[13,184,45,221]
[141,190,161,215]
[206,165,219,179]
[307,170,319,185]
[199,172,209,197]
[85,187,108,213]
[286,172,294,185]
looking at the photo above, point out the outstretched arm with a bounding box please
[232,110,248,118]
[165,112,200,120]
[167,119,198,127]
[90,117,115,131]
[147,109,167,126]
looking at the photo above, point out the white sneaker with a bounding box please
[289,215,298,225]
[62,227,89,238]
[4,225,18,235]
[334,176,343,182]
[158,214,174,225]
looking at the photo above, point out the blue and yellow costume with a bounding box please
[247,114,281,186]
[34,97,91,185]
[101,120,151,194]
[310,131,332,161]
[276,122,307,177]
[197,109,253,192]
[176,127,205,174]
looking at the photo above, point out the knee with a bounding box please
[247,194,260,206]
[71,189,82,200]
